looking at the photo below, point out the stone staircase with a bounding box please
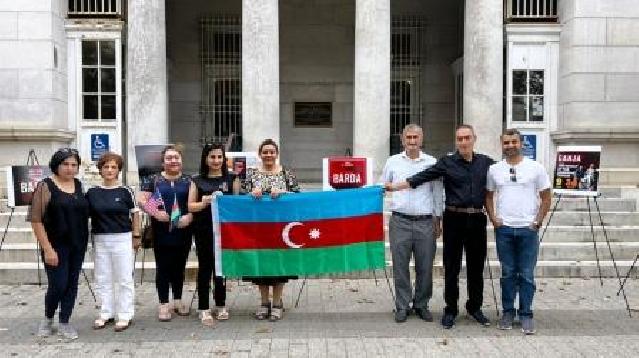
[1,186,638,284]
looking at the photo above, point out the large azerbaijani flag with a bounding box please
[213,186,385,277]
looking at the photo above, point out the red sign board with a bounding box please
[328,157,367,189]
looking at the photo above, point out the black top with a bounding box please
[86,186,136,234]
[191,173,237,237]
[41,178,89,250]
[407,152,495,209]
[140,173,192,246]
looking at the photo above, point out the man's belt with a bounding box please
[392,211,433,221]
[445,206,485,214]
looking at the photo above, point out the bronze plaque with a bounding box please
[294,102,332,127]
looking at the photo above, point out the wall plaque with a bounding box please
[294,102,332,127]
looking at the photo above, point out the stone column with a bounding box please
[126,0,168,178]
[354,0,390,175]
[242,0,280,153]
[463,0,503,159]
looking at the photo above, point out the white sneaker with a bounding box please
[37,318,54,337]
[58,323,78,340]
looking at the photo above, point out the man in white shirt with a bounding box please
[485,128,551,335]
[381,124,444,323]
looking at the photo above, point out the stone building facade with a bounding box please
[0,0,637,185]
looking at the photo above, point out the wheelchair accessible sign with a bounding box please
[91,134,109,161]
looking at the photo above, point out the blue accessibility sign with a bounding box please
[91,134,109,161]
[521,134,537,161]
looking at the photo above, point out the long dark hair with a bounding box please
[199,143,229,177]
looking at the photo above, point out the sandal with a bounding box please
[199,310,216,327]
[93,318,114,330]
[174,300,190,316]
[269,306,283,321]
[255,302,270,320]
[114,320,131,332]
[158,303,172,322]
[216,307,229,321]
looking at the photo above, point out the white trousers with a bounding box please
[94,233,135,320]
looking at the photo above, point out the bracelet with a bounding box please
[133,234,141,238]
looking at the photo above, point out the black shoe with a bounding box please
[414,308,433,322]
[394,309,409,323]
[469,310,491,327]
[441,313,455,329]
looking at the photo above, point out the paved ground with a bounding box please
[1,277,639,357]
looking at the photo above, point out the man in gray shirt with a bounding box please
[381,124,443,323]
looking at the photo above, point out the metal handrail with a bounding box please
[68,0,122,16]
[506,0,558,21]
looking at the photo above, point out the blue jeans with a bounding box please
[42,244,86,323]
[495,226,539,318]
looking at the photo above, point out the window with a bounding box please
[81,40,116,121]
[512,70,544,122]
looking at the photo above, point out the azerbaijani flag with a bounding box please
[213,186,385,277]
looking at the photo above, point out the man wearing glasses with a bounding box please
[485,128,551,335]
[385,124,494,329]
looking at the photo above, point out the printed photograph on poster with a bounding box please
[226,152,260,180]
[134,145,166,183]
[5,165,52,207]
[553,145,601,197]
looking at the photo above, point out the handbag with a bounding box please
[141,213,154,249]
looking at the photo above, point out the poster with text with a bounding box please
[134,145,166,184]
[553,145,601,197]
[226,152,260,180]
[5,165,52,207]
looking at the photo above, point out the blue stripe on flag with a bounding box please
[216,185,383,223]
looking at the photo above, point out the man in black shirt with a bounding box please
[386,124,495,329]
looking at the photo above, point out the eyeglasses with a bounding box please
[510,167,517,182]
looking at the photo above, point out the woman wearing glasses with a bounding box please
[29,148,89,340]
[86,152,140,332]
[138,144,193,321]
[243,139,300,321]
[188,143,240,326]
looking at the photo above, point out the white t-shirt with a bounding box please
[486,158,551,227]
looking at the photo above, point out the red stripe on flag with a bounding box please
[220,213,383,250]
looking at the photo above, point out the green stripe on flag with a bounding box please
[221,241,385,277]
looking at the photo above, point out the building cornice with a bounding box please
[65,19,124,33]
[551,129,639,143]
[0,128,76,143]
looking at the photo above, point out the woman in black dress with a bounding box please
[138,144,193,321]
[188,143,240,326]
[29,148,89,340]
[243,139,300,321]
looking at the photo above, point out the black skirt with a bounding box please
[243,276,297,285]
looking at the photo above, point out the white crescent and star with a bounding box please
[281,222,321,248]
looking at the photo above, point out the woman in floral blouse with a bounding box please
[242,138,300,321]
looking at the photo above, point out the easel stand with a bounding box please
[540,192,632,317]
[294,267,395,309]
[617,254,638,296]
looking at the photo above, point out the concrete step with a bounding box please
[1,260,637,284]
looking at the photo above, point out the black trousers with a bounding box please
[442,210,487,316]
[43,243,86,323]
[153,242,191,303]
[194,233,226,310]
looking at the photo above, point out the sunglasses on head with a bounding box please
[509,167,517,182]
[60,148,79,155]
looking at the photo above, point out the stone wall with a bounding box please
[0,0,71,167]
[557,0,639,170]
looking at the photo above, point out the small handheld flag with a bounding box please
[169,191,181,231]
[143,188,164,217]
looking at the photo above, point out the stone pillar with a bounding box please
[354,0,390,175]
[242,0,280,153]
[463,0,503,159]
[126,0,168,176]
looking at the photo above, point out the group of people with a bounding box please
[384,124,551,335]
[29,138,299,339]
[29,124,551,340]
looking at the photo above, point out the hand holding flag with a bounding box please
[169,192,181,231]
[143,188,165,218]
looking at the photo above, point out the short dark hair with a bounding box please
[199,143,229,177]
[456,124,475,135]
[97,152,124,171]
[501,128,522,141]
[161,144,184,160]
[49,148,81,175]
[258,138,279,154]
